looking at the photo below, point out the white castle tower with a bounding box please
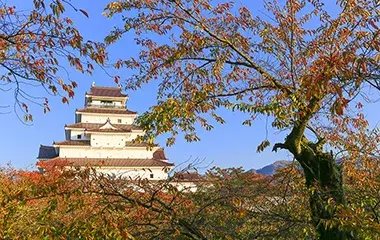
[37,85,174,180]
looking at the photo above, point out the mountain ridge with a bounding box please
[248,160,291,176]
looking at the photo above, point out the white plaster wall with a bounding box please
[93,168,197,190]
[90,132,142,142]
[70,130,89,140]
[59,147,155,159]
[81,114,136,124]
[171,182,198,192]
[96,167,170,180]
[91,134,126,148]
[62,167,198,190]
[125,132,141,141]
[90,100,123,107]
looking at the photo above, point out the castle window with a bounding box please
[101,100,113,107]
[150,174,154,179]
[118,119,122,123]
[77,135,81,139]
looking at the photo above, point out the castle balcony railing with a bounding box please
[86,103,125,109]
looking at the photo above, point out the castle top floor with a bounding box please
[85,85,128,109]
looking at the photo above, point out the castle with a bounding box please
[36,85,174,180]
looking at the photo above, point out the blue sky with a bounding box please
[0,0,378,170]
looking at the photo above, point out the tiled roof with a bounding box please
[87,86,127,97]
[65,123,141,131]
[37,145,58,159]
[173,172,203,182]
[125,142,157,147]
[86,128,131,133]
[153,148,168,160]
[52,140,156,148]
[53,140,91,146]
[77,108,137,115]
[38,157,174,167]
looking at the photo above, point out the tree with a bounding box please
[103,0,380,238]
[3,161,379,239]
[0,0,107,121]
[2,153,379,239]
[339,129,380,238]
[0,164,315,240]
[0,166,131,239]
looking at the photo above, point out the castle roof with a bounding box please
[38,157,174,168]
[76,108,137,115]
[87,86,127,98]
[54,140,91,146]
[153,148,168,160]
[53,140,158,148]
[37,145,58,159]
[173,171,203,182]
[65,122,141,131]
[37,85,175,175]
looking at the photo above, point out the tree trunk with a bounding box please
[296,145,352,240]
[271,97,355,239]
[274,122,354,238]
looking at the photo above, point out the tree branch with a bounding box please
[172,0,292,96]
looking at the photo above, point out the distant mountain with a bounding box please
[248,160,291,176]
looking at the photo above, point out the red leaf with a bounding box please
[114,76,120,84]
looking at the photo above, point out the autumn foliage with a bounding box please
[0,165,306,239]
[102,0,379,238]
[1,0,379,239]
[1,158,379,239]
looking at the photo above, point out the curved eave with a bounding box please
[75,111,138,117]
[84,130,131,135]
[85,95,128,100]
[65,127,143,133]
[88,165,175,169]
[38,157,174,168]
[65,127,143,131]
[65,126,85,131]
[52,145,160,150]
[53,144,89,148]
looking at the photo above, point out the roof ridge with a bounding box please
[38,157,175,167]
[66,123,136,126]
[91,86,121,89]
[40,145,55,148]
[58,139,90,142]
[76,108,137,114]
[97,118,118,130]
[87,85,127,97]
[54,140,91,146]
